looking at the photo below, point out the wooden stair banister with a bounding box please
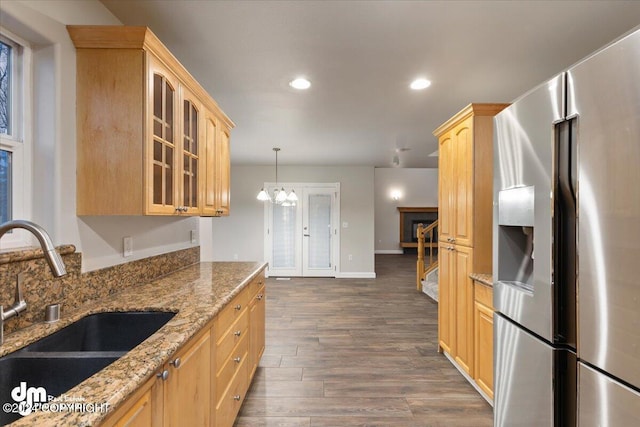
[417,220,438,291]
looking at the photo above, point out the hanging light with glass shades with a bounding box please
[256,147,298,206]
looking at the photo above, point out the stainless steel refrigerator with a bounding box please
[493,27,640,426]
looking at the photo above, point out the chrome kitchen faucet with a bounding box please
[0,220,67,345]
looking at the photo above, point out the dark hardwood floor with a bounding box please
[235,254,493,427]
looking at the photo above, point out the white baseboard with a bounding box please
[336,272,377,279]
[374,250,404,254]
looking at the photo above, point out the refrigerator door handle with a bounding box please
[552,118,577,347]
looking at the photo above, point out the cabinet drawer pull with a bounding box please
[234,304,242,311]
[157,370,169,381]
[233,395,241,401]
[233,356,241,363]
[257,294,263,301]
[170,358,181,368]
[234,330,242,337]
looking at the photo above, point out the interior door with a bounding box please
[265,183,339,277]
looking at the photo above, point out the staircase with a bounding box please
[416,221,438,303]
[421,266,439,302]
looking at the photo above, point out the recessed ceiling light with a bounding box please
[410,78,431,90]
[289,78,311,90]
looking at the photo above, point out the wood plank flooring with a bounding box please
[235,254,493,427]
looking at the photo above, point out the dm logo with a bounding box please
[11,382,47,416]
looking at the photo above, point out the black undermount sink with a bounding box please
[0,354,119,424]
[0,311,176,425]
[16,311,176,353]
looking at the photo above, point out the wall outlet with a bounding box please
[123,237,133,257]
[343,222,349,228]
[233,254,239,260]
[190,229,197,244]
[348,254,353,261]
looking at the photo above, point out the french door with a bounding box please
[265,183,340,277]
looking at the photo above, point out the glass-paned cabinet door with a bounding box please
[148,55,179,214]
[181,90,200,213]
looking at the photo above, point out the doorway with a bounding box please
[264,183,340,277]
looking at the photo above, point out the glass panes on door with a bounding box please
[308,194,332,268]
[152,73,175,206]
[182,100,199,208]
[272,203,297,269]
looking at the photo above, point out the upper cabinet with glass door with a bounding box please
[68,26,234,216]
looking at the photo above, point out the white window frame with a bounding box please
[0,27,32,249]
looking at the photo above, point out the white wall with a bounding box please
[207,165,375,277]
[1,1,200,272]
[374,168,438,253]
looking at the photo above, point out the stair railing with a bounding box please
[416,220,438,291]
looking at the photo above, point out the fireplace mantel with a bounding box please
[397,207,438,250]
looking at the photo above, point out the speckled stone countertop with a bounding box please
[2,261,267,427]
[469,272,493,287]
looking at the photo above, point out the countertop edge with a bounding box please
[469,272,493,287]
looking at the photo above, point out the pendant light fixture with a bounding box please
[257,147,298,206]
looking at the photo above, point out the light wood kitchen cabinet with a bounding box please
[474,280,494,400]
[68,25,234,216]
[434,104,507,385]
[202,111,231,217]
[453,245,474,375]
[437,131,455,243]
[215,124,232,216]
[101,374,160,427]
[213,272,266,427]
[434,103,508,249]
[163,328,211,427]
[178,86,203,216]
[100,325,211,427]
[437,242,454,355]
[249,273,266,379]
[214,285,252,427]
[438,243,474,376]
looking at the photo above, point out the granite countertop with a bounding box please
[2,261,267,426]
[469,272,493,287]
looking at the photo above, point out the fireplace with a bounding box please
[397,207,438,252]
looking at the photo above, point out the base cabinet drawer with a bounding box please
[216,309,249,366]
[217,290,250,336]
[216,333,248,401]
[216,356,249,427]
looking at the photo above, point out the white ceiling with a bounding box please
[100,0,640,168]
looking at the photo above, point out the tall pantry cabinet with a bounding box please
[433,103,508,377]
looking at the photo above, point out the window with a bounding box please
[0,29,30,248]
